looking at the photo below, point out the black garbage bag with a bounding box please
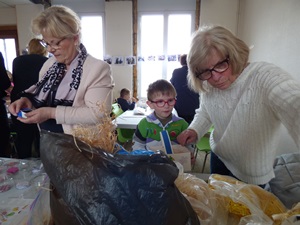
[40,130,200,225]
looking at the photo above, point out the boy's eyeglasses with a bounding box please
[40,37,66,50]
[195,57,229,80]
[150,98,176,108]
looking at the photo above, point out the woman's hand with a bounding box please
[177,129,198,145]
[9,97,32,116]
[17,107,56,124]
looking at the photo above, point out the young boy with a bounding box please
[132,79,190,151]
[116,88,137,112]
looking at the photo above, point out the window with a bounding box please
[80,15,104,60]
[0,26,18,72]
[138,12,194,98]
[0,39,17,72]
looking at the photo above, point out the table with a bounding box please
[113,108,150,129]
[0,158,48,225]
[113,108,178,129]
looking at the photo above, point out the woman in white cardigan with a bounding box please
[177,25,300,186]
[9,5,114,134]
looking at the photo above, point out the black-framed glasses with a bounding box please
[40,37,66,50]
[195,57,230,80]
[150,98,176,108]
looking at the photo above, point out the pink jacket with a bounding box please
[39,55,114,134]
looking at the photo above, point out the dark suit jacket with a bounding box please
[116,97,135,112]
[10,54,48,102]
[0,52,11,99]
[170,65,200,119]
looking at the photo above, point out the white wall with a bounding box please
[138,0,195,11]
[200,0,239,34]
[15,4,44,54]
[52,0,105,13]
[238,0,300,81]
[0,8,16,25]
[238,0,299,154]
[105,1,133,99]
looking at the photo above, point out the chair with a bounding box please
[192,126,214,172]
[193,136,211,172]
[117,128,135,145]
[111,103,135,145]
[111,103,123,119]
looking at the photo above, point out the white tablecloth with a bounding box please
[0,158,47,225]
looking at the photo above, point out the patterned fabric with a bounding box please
[22,43,88,108]
[132,112,189,150]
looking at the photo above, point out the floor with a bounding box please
[192,150,211,174]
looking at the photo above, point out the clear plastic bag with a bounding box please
[27,175,52,225]
[175,173,289,225]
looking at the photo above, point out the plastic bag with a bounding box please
[175,173,288,225]
[27,175,52,225]
[272,202,300,225]
[175,173,216,225]
[39,130,200,225]
[208,174,287,225]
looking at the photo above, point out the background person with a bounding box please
[9,5,114,135]
[10,38,48,158]
[177,25,300,186]
[0,51,12,157]
[116,88,137,112]
[170,54,199,124]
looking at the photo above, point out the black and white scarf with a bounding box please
[22,43,88,108]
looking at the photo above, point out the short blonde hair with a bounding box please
[28,38,47,56]
[187,25,250,92]
[31,5,81,41]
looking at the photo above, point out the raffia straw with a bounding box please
[72,94,117,154]
[73,135,82,152]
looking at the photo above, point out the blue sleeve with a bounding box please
[117,98,129,112]
[128,102,135,110]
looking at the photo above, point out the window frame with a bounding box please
[137,11,195,98]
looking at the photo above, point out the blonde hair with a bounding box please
[187,25,250,92]
[31,5,81,41]
[28,38,47,56]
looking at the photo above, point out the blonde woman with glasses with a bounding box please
[9,5,114,134]
[177,25,300,187]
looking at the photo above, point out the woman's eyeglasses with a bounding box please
[150,98,176,108]
[195,57,229,80]
[40,37,66,50]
